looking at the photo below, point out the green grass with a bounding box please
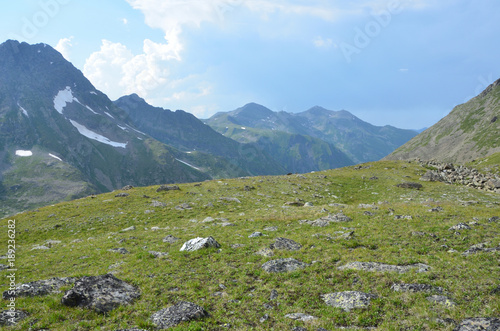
[1,160,499,330]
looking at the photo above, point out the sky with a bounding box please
[1,0,500,130]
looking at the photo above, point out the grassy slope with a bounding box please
[0,160,499,330]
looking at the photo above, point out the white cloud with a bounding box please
[313,36,333,49]
[122,18,129,25]
[55,36,74,61]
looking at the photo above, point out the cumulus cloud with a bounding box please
[55,36,74,61]
[313,36,334,49]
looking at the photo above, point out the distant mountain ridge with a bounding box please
[206,103,418,169]
[114,95,286,176]
[386,78,500,163]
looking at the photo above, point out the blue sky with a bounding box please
[1,0,500,129]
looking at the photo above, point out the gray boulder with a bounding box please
[285,313,318,322]
[270,237,302,251]
[262,258,310,273]
[0,310,28,326]
[338,261,430,273]
[150,301,209,329]
[162,235,180,244]
[180,237,221,252]
[3,277,76,299]
[61,274,140,313]
[322,291,377,311]
[453,318,500,331]
[391,283,444,294]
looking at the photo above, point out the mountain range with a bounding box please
[2,39,495,218]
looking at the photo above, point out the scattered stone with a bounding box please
[285,201,305,207]
[0,264,8,271]
[259,314,269,323]
[264,226,278,231]
[270,289,279,300]
[115,193,129,198]
[304,202,314,207]
[149,251,169,258]
[397,182,423,189]
[449,223,471,231]
[3,277,76,299]
[338,262,430,273]
[61,274,140,313]
[285,313,318,322]
[180,237,221,252]
[255,248,274,257]
[322,291,377,311]
[249,232,264,238]
[420,171,445,182]
[157,185,180,192]
[261,258,310,273]
[301,212,353,227]
[31,245,50,250]
[108,248,130,254]
[219,222,236,227]
[270,237,302,251]
[202,217,215,223]
[151,200,166,207]
[150,301,209,329]
[121,226,136,232]
[394,215,413,220]
[231,244,245,249]
[219,197,241,203]
[489,216,499,223]
[463,243,500,256]
[0,310,28,326]
[122,185,134,190]
[453,318,500,331]
[175,203,192,210]
[391,283,444,294]
[427,295,456,307]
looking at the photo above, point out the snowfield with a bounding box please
[54,86,80,114]
[49,153,63,161]
[16,150,33,157]
[69,120,128,148]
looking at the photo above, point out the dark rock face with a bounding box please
[61,274,140,313]
[0,310,28,326]
[270,237,302,251]
[3,277,76,299]
[261,258,310,273]
[453,318,500,331]
[150,301,209,329]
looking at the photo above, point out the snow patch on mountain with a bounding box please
[105,112,115,119]
[18,104,29,117]
[49,153,63,161]
[16,150,32,157]
[175,159,201,171]
[69,120,128,148]
[85,105,98,115]
[54,86,79,114]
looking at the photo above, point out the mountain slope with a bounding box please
[0,40,241,216]
[114,95,286,176]
[386,79,500,163]
[1,160,498,330]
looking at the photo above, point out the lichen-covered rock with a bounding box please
[180,237,221,251]
[270,237,302,251]
[391,283,444,294]
[255,248,274,257]
[453,318,500,331]
[150,301,209,329]
[262,258,310,273]
[427,295,456,307]
[285,313,318,322]
[162,235,180,244]
[61,274,140,313]
[322,291,377,311]
[338,261,430,273]
[449,223,471,231]
[3,277,76,299]
[0,310,28,326]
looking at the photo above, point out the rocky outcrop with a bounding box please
[150,301,209,329]
[180,237,221,252]
[3,277,76,299]
[419,161,500,193]
[269,237,302,251]
[453,318,500,331]
[338,262,430,274]
[322,291,377,311]
[61,274,140,313]
[261,258,310,273]
[0,310,28,326]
